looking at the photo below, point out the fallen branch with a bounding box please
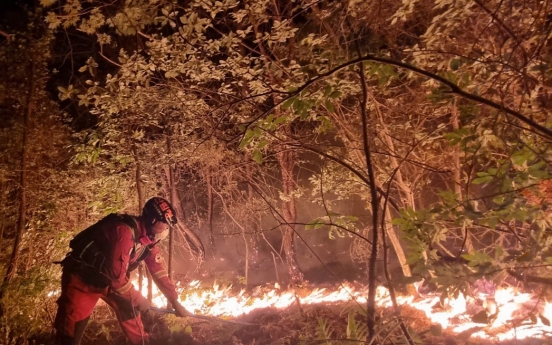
[508,269,552,285]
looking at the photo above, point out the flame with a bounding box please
[132,278,552,341]
[47,276,552,340]
[135,280,368,317]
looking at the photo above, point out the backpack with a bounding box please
[69,213,138,255]
[64,213,139,287]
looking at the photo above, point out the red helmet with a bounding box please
[142,197,177,226]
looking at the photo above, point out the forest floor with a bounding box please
[71,300,552,345]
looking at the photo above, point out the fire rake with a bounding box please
[149,307,258,326]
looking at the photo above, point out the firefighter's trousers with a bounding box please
[54,271,148,345]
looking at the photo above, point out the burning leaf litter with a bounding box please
[135,279,552,341]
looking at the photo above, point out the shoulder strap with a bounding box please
[116,214,138,242]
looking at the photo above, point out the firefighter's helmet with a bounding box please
[142,197,177,226]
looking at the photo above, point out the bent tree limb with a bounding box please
[292,55,551,139]
[237,54,551,142]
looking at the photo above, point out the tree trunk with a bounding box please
[249,3,303,283]
[357,62,379,342]
[166,135,175,281]
[373,96,416,210]
[371,96,417,293]
[383,207,416,294]
[452,98,474,254]
[276,126,304,283]
[327,106,413,289]
[203,167,215,251]
[381,208,416,345]
[163,166,205,262]
[0,59,35,316]
[245,155,260,267]
[132,145,146,294]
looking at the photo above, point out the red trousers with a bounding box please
[54,272,148,345]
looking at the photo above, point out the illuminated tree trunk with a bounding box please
[452,98,474,254]
[276,127,304,283]
[203,167,215,251]
[166,134,175,281]
[132,145,146,294]
[163,165,205,263]
[328,105,413,289]
[245,155,260,268]
[372,97,416,293]
[0,59,35,315]
[250,2,304,284]
[278,142,303,282]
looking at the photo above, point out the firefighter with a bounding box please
[54,197,191,345]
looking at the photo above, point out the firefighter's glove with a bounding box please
[173,302,191,317]
[136,298,150,313]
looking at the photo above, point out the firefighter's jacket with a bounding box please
[66,216,179,307]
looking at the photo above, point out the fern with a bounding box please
[347,311,358,341]
[346,310,367,344]
[316,317,334,345]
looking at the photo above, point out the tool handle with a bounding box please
[150,306,175,314]
[149,306,258,326]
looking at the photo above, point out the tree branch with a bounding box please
[508,269,552,286]
[291,55,552,139]
[231,53,551,144]
[0,30,13,39]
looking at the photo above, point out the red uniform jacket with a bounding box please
[82,216,179,306]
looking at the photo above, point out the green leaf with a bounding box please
[325,99,334,113]
[450,58,460,71]
[485,216,498,229]
[252,149,263,164]
[472,172,493,185]
[257,139,268,149]
[273,115,288,125]
[323,85,332,96]
[443,71,458,84]
[239,129,255,149]
[462,250,493,267]
[329,91,341,98]
[511,150,530,166]
[282,97,295,110]
[305,218,325,230]
[443,132,461,145]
